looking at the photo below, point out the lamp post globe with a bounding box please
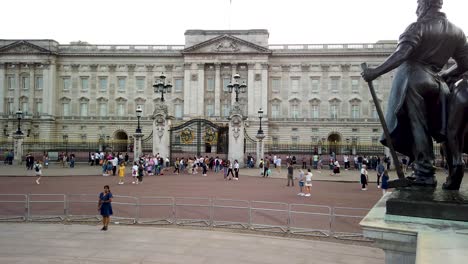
[15,109,23,135]
[256,108,264,139]
[226,73,247,103]
[135,106,142,133]
[153,72,172,102]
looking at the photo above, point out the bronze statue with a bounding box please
[440,67,468,190]
[361,0,468,188]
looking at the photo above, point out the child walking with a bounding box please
[34,160,43,185]
[304,168,313,197]
[131,162,138,184]
[118,162,126,185]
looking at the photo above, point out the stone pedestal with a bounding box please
[360,191,468,264]
[152,103,170,159]
[228,104,245,167]
[12,134,25,165]
[133,133,143,162]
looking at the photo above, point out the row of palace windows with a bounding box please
[59,102,184,119]
[271,77,381,94]
[6,75,43,90]
[270,102,379,119]
[270,136,381,146]
[59,76,185,92]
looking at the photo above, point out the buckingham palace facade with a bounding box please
[0,29,397,153]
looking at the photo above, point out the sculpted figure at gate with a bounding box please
[361,0,468,189]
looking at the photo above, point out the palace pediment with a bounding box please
[0,40,55,55]
[182,35,271,55]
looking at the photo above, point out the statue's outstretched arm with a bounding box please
[361,43,414,82]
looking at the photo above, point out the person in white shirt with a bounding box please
[233,160,240,180]
[34,161,43,185]
[112,157,119,176]
[304,169,313,197]
[331,160,341,175]
[343,155,350,170]
[276,157,282,173]
[360,165,369,190]
[131,162,138,184]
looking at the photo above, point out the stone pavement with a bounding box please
[0,223,384,264]
[0,162,452,184]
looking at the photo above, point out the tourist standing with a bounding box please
[344,155,350,170]
[332,160,340,175]
[90,153,95,166]
[304,169,313,197]
[376,162,385,188]
[381,170,389,195]
[259,159,264,176]
[118,162,126,185]
[131,162,138,184]
[112,156,118,176]
[44,154,49,169]
[296,169,305,196]
[98,185,113,231]
[226,160,234,180]
[173,158,180,174]
[233,160,239,180]
[360,165,369,191]
[137,163,144,184]
[286,162,294,187]
[275,156,282,174]
[34,160,43,185]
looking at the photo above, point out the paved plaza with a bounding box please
[0,223,384,264]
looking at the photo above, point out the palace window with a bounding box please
[118,77,126,91]
[271,103,280,118]
[330,77,340,93]
[206,77,215,92]
[81,77,89,91]
[63,102,70,116]
[351,104,360,119]
[310,78,320,92]
[174,78,183,92]
[223,77,230,92]
[62,77,71,90]
[35,76,43,90]
[311,104,320,118]
[80,103,88,117]
[99,77,108,91]
[136,77,145,91]
[99,103,107,117]
[330,101,340,119]
[206,103,214,117]
[291,78,300,93]
[351,78,360,93]
[7,75,15,89]
[174,103,183,119]
[272,78,281,93]
[21,76,30,90]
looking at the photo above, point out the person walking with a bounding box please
[131,162,138,184]
[34,160,43,185]
[112,156,118,176]
[376,162,385,188]
[226,160,234,180]
[263,159,270,177]
[381,170,390,195]
[275,156,282,174]
[173,158,180,174]
[296,169,305,196]
[259,158,264,176]
[233,160,240,180]
[304,168,313,197]
[98,185,113,231]
[137,163,144,184]
[118,162,126,185]
[332,160,341,175]
[286,162,294,187]
[360,165,369,191]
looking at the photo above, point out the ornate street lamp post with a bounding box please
[226,73,247,102]
[136,106,142,133]
[153,72,172,102]
[256,108,265,168]
[15,109,23,135]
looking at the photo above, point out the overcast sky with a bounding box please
[3,0,468,45]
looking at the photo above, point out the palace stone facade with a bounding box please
[0,30,398,148]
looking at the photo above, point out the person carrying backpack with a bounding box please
[34,161,43,185]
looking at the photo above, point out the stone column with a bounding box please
[152,103,170,159]
[256,138,265,167]
[197,63,205,116]
[133,132,144,162]
[13,134,25,165]
[214,63,221,117]
[228,105,245,167]
[0,63,5,113]
[247,63,255,118]
[260,63,269,115]
[230,63,237,105]
[183,63,191,116]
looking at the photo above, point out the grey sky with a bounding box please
[2,0,468,45]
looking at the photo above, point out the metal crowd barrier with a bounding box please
[331,207,372,241]
[0,194,27,221]
[211,199,250,229]
[28,194,66,222]
[0,194,371,242]
[250,201,289,233]
[66,194,101,222]
[111,195,138,224]
[289,204,332,237]
[137,196,175,225]
[175,197,211,227]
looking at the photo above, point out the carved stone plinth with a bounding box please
[12,134,25,165]
[152,102,170,159]
[133,133,144,161]
[228,103,245,167]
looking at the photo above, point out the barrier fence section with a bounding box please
[67,194,101,222]
[28,194,66,222]
[175,197,211,227]
[331,207,373,241]
[250,201,289,233]
[0,194,27,221]
[137,196,175,225]
[0,194,372,241]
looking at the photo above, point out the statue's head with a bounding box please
[417,0,443,17]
